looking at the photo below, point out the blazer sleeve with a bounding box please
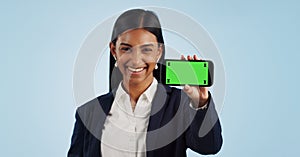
[67,111,84,157]
[185,92,223,155]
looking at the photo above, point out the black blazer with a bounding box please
[68,84,222,157]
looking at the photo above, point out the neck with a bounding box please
[122,77,154,104]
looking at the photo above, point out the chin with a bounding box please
[128,78,145,85]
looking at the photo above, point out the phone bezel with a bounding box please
[161,59,214,87]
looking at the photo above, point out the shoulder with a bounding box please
[75,92,114,135]
[77,92,114,116]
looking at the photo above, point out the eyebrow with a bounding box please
[120,43,132,47]
[120,43,155,48]
[140,44,154,48]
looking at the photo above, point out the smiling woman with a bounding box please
[68,8,223,157]
[110,29,163,109]
[109,9,166,92]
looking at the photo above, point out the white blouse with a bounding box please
[101,79,158,157]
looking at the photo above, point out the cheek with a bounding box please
[143,54,158,63]
[115,57,128,73]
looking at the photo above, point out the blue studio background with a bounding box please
[1,0,299,156]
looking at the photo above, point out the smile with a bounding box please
[128,67,145,72]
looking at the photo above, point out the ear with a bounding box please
[109,42,117,57]
[156,44,163,61]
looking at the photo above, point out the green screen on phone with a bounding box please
[165,60,209,85]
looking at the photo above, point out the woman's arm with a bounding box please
[185,94,223,154]
[67,111,84,157]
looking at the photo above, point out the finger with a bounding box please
[181,55,186,60]
[194,55,200,60]
[183,85,200,102]
[193,54,197,60]
[183,84,193,95]
[183,84,199,96]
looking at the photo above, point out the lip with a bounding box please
[128,67,144,72]
[127,66,147,75]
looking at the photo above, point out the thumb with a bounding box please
[183,85,197,99]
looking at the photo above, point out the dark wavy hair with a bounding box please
[109,9,165,91]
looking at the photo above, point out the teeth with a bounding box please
[128,67,144,72]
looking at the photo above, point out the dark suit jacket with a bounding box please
[68,84,222,157]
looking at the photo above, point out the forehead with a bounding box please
[116,29,157,46]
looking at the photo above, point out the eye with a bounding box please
[142,47,153,53]
[120,47,132,53]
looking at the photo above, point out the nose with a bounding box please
[130,48,142,66]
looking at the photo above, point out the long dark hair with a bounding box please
[109,9,165,91]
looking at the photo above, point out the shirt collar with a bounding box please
[142,78,158,103]
[115,78,158,103]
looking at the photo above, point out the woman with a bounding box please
[68,9,222,157]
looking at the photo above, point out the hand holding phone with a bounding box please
[180,55,211,107]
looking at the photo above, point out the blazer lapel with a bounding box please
[146,84,171,156]
[97,91,115,115]
[147,84,171,131]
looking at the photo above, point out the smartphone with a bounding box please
[162,59,214,86]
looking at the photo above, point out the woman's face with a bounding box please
[110,28,162,86]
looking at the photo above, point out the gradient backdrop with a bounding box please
[1,0,299,156]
